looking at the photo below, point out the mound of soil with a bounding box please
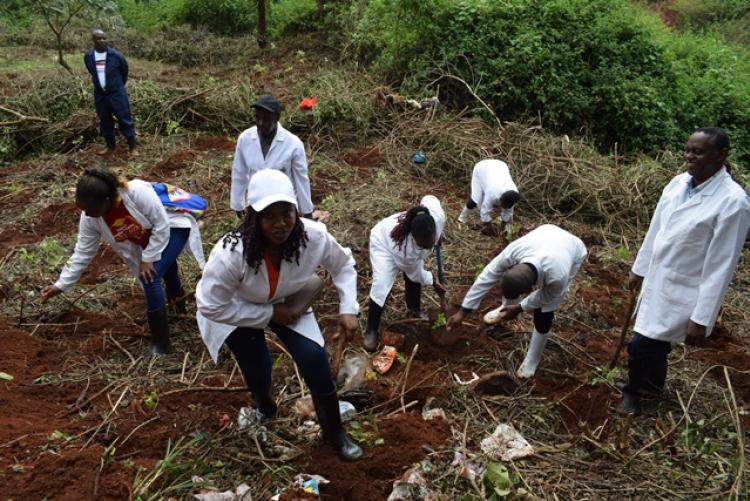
[193,135,236,152]
[149,150,197,179]
[34,202,80,235]
[301,412,450,500]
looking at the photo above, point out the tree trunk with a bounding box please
[256,0,267,49]
[55,32,73,75]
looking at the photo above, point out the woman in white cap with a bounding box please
[447,224,586,378]
[364,195,446,351]
[196,169,363,461]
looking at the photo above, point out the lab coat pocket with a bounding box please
[660,270,700,306]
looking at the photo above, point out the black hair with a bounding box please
[499,190,520,207]
[222,206,308,272]
[76,168,125,206]
[501,264,536,299]
[695,126,732,173]
[390,205,436,251]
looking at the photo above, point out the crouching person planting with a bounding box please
[196,169,363,461]
[41,168,205,354]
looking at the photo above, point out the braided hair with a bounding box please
[390,205,436,251]
[222,206,309,273]
[76,167,127,206]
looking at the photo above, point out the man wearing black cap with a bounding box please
[230,95,314,218]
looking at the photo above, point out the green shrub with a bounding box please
[175,0,255,36]
[115,0,184,33]
[347,0,750,169]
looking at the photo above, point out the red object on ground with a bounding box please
[299,97,317,110]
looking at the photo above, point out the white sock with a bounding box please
[516,328,549,379]
[458,206,472,223]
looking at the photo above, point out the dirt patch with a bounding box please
[79,246,124,285]
[34,202,80,235]
[192,135,236,152]
[149,150,197,179]
[301,412,450,500]
[580,284,628,325]
[533,373,615,432]
[689,326,750,404]
[0,229,39,251]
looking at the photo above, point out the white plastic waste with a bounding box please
[480,423,535,461]
[194,483,251,501]
[337,354,368,392]
[339,400,357,422]
[387,465,438,501]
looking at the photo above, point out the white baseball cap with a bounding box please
[247,169,298,212]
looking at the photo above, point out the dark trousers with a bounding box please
[94,87,136,139]
[466,198,478,209]
[403,272,422,312]
[533,309,554,334]
[140,228,189,312]
[225,323,335,399]
[623,332,671,395]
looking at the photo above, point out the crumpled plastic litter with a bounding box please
[337,353,368,392]
[339,400,357,422]
[270,474,330,500]
[387,464,438,501]
[299,97,318,110]
[480,423,535,461]
[294,396,316,419]
[296,420,320,437]
[194,483,251,501]
[237,406,260,430]
[372,345,397,374]
[451,451,484,482]
[421,398,447,421]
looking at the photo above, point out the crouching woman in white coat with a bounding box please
[364,196,446,352]
[616,127,750,415]
[40,168,205,354]
[448,225,587,378]
[196,169,363,461]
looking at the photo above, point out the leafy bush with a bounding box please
[174,0,255,36]
[347,0,750,169]
[115,0,184,33]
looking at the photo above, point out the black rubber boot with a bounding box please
[404,273,424,318]
[147,307,171,355]
[166,286,187,315]
[312,391,363,461]
[364,299,383,352]
[253,390,278,422]
[615,392,640,415]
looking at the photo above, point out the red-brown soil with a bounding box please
[149,150,198,178]
[300,412,451,500]
[193,135,236,152]
[688,325,750,404]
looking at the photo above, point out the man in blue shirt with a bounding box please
[84,29,137,156]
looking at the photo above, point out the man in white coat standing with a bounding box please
[616,127,750,414]
[230,95,314,219]
[458,159,519,236]
[448,224,587,378]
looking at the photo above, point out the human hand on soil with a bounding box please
[685,320,707,345]
[628,271,643,292]
[139,262,156,283]
[447,310,466,331]
[40,285,63,303]
[338,314,359,340]
[501,304,522,321]
[272,303,299,326]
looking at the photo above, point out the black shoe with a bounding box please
[615,381,662,398]
[312,392,363,461]
[254,391,278,422]
[408,309,428,321]
[615,392,640,415]
[147,307,170,355]
[364,299,383,352]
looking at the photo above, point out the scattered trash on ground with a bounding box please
[294,396,316,420]
[372,345,397,374]
[194,482,251,501]
[387,463,437,501]
[451,451,484,482]
[337,353,368,391]
[339,400,357,422]
[480,423,535,461]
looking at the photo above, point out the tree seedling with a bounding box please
[432,311,447,330]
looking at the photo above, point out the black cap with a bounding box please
[253,95,281,115]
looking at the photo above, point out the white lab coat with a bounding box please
[230,123,314,215]
[632,167,750,342]
[462,224,587,312]
[471,159,518,224]
[368,195,446,306]
[54,180,205,292]
[196,219,359,362]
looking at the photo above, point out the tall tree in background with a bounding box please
[257,0,267,48]
[30,0,115,74]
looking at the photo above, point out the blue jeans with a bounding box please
[225,322,335,397]
[141,227,189,312]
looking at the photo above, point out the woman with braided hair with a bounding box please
[364,195,446,351]
[40,168,206,354]
[196,169,363,461]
